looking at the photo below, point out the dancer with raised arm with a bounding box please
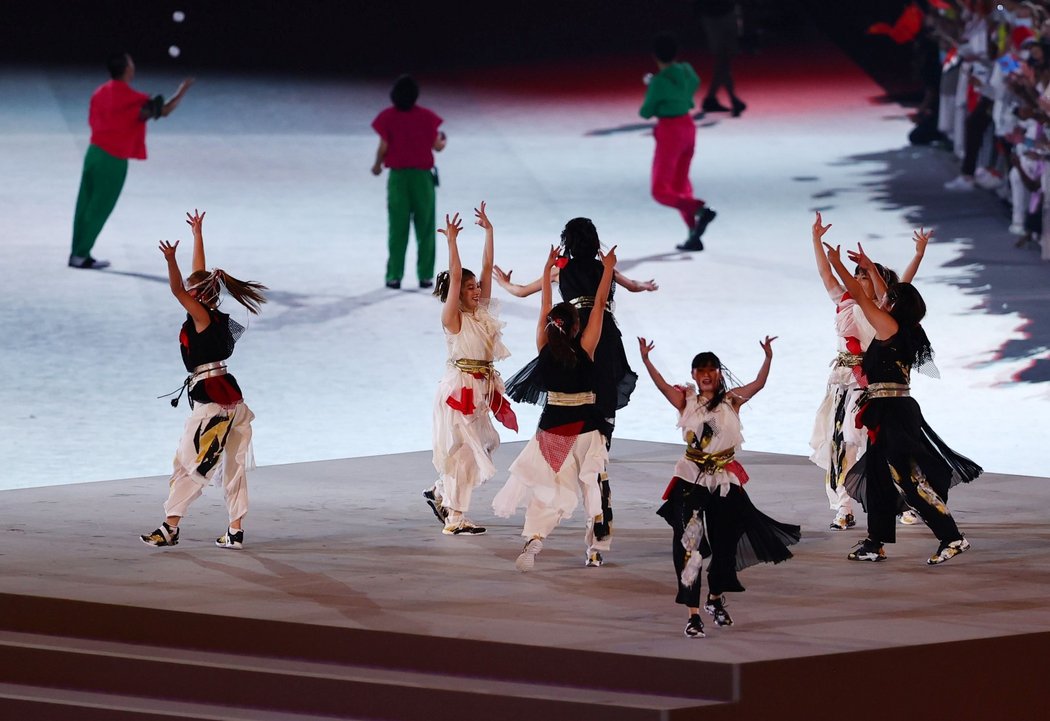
[639,336,799,637]
[142,210,266,549]
[426,204,517,536]
[822,242,982,564]
[809,212,929,531]
[495,218,654,565]
[492,244,617,572]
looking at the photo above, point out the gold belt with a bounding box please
[568,295,615,314]
[453,358,494,376]
[834,351,865,368]
[684,446,736,474]
[861,382,910,401]
[547,391,596,406]
[190,361,228,383]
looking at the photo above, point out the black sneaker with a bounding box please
[141,522,179,547]
[730,98,747,117]
[684,614,706,638]
[69,254,111,270]
[928,537,970,565]
[848,538,886,562]
[703,596,734,627]
[216,528,244,549]
[677,207,716,251]
[419,279,434,289]
[423,488,449,525]
[385,279,401,289]
[702,97,731,113]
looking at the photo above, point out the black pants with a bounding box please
[865,450,963,546]
[961,96,993,176]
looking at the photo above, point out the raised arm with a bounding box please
[812,211,838,293]
[638,337,687,412]
[536,245,560,351]
[614,270,658,292]
[439,213,464,334]
[580,246,617,359]
[185,209,206,274]
[847,242,888,304]
[900,227,931,284]
[825,243,898,339]
[728,336,776,408]
[160,77,194,117]
[159,240,210,331]
[475,201,494,301]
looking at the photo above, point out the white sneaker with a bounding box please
[1008,223,1026,235]
[927,537,970,565]
[944,176,975,191]
[974,168,1003,190]
[899,510,920,525]
[515,538,543,572]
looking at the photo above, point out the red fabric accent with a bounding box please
[966,85,979,114]
[662,476,679,500]
[371,106,443,169]
[845,335,862,355]
[179,328,189,348]
[538,421,585,473]
[1012,27,1034,49]
[491,391,519,432]
[89,80,151,160]
[201,376,242,406]
[928,0,951,10]
[446,386,476,416]
[725,460,749,486]
[942,47,957,72]
[866,4,922,45]
[554,256,569,269]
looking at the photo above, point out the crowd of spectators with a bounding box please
[906,0,1050,261]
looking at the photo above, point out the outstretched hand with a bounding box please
[598,245,618,270]
[158,239,180,260]
[822,242,842,266]
[474,201,492,230]
[544,245,560,270]
[639,279,659,292]
[759,335,778,357]
[813,211,832,242]
[846,242,874,271]
[913,226,932,254]
[185,209,205,235]
[492,265,513,285]
[637,336,655,360]
[438,213,462,242]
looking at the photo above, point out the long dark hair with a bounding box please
[545,302,580,367]
[186,269,267,314]
[433,269,476,303]
[560,217,600,259]
[887,281,934,368]
[691,351,729,410]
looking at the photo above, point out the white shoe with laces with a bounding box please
[944,175,976,191]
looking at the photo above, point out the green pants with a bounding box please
[386,168,436,283]
[71,144,128,258]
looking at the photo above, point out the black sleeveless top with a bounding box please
[180,310,243,406]
[537,341,605,434]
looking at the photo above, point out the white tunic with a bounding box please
[672,385,745,496]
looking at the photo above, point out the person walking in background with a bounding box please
[141,210,266,550]
[695,0,746,117]
[70,53,192,269]
[639,34,716,252]
[371,74,447,290]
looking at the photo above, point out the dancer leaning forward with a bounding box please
[638,336,799,638]
[142,210,267,549]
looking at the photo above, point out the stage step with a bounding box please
[0,629,727,720]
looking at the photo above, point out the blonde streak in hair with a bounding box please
[216,269,267,315]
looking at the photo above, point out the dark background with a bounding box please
[2,0,918,92]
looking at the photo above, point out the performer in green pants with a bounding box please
[69,53,192,270]
[371,75,446,289]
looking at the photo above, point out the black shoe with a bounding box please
[702,97,731,113]
[215,528,244,549]
[419,279,434,289]
[69,255,111,270]
[385,279,401,289]
[423,488,449,525]
[677,207,716,252]
[703,596,733,627]
[684,614,706,638]
[676,238,704,252]
[141,522,179,547]
[848,538,886,562]
[730,98,747,117]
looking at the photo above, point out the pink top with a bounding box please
[89,80,151,160]
[371,106,442,170]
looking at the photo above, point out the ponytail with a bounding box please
[545,302,579,368]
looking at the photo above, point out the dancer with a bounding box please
[696,0,746,116]
[639,336,799,637]
[495,217,652,565]
[427,204,517,535]
[70,53,193,269]
[493,244,617,571]
[371,74,447,289]
[823,243,983,564]
[141,210,266,549]
[639,33,716,251]
[809,212,929,531]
